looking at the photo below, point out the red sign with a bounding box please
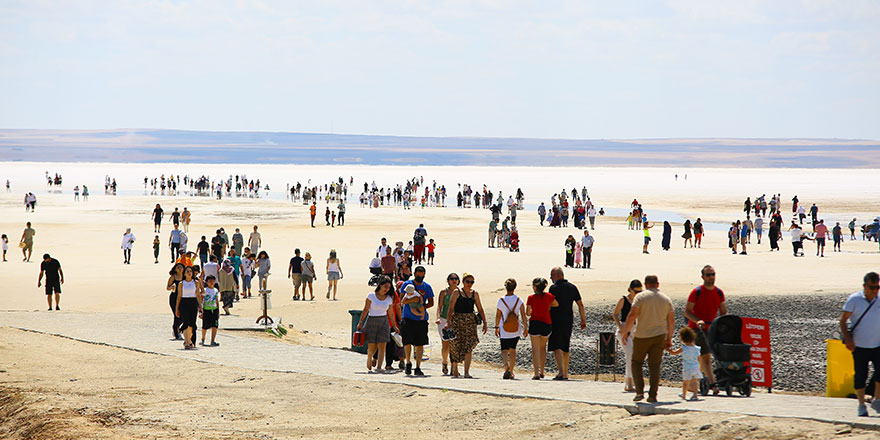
[741,317,772,388]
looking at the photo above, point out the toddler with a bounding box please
[1,234,7,262]
[426,239,436,265]
[667,327,702,401]
[403,284,424,318]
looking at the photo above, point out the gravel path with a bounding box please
[473,293,849,392]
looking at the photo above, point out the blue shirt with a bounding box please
[399,280,433,321]
[843,290,880,349]
[170,229,182,243]
[228,255,242,276]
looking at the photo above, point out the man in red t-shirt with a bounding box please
[684,265,728,390]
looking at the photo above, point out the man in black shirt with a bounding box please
[548,267,586,380]
[38,253,64,311]
[288,249,304,300]
[211,229,225,261]
[196,236,210,269]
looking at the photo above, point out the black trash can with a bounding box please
[348,309,368,354]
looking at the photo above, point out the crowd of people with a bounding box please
[144,174,269,198]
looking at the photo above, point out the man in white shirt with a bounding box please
[581,230,595,269]
[248,225,261,254]
[840,272,880,417]
[121,228,136,264]
[588,207,598,230]
[375,237,390,258]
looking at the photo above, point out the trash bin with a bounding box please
[598,331,616,366]
[826,338,855,397]
[348,310,367,354]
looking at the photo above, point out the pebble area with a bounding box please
[472,293,850,392]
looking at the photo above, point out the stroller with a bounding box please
[509,230,520,252]
[698,315,753,397]
[368,258,383,286]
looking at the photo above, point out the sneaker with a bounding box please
[503,371,511,380]
[858,404,869,417]
[871,399,880,414]
[48,307,52,311]
[55,306,60,310]
[405,363,412,375]
[414,368,425,376]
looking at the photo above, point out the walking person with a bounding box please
[38,253,64,311]
[564,235,576,267]
[256,251,271,292]
[833,222,843,252]
[20,221,35,262]
[839,272,880,417]
[232,228,244,256]
[153,235,161,264]
[152,204,164,233]
[814,219,829,257]
[642,221,654,254]
[526,277,557,380]
[301,252,315,300]
[693,218,704,248]
[248,226,261,255]
[682,220,693,248]
[548,267,586,380]
[326,249,343,300]
[121,228,136,264]
[2,234,8,262]
[175,266,202,350]
[613,279,642,392]
[399,266,434,376]
[435,273,459,375]
[356,275,400,373]
[581,229,594,269]
[167,263,185,339]
[683,265,727,394]
[288,248,304,300]
[661,221,672,251]
[768,219,780,251]
[169,224,182,263]
[495,278,528,379]
[623,275,674,403]
[446,273,488,378]
[199,275,220,346]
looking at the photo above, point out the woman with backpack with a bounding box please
[495,278,528,380]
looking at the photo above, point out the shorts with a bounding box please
[643,237,651,245]
[437,317,450,341]
[428,252,435,258]
[695,329,711,356]
[683,368,703,381]
[302,274,314,284]
[291,274,302,288]
[528,320,552,337]
[23,241,33,251]
[328,271,341,281]
[45,282,61,295]
[401,318,429,346]
[817,237,826,246]
[548,322,573,352]
[500,337,520,351]
[202,308,219,328]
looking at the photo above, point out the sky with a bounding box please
[0,0,878,140]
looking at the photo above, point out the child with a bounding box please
[1,234,7,262]
[241,252,255,298]
[403,284,424,318]
[574,241,583,268]
[667,327,702,401]
[200,275,220,346]
[426,239,436,265]
[153,235,160,264]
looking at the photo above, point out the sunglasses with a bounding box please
[448,278,460,281]
[464,280,475,284]
[866,284,880,291]
[704,273,716,276]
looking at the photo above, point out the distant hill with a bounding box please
[1,129,878,167]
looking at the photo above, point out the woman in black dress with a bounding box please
[682,219,693,248]
[661,221,672,251]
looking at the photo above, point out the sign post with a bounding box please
[741,317,772,391]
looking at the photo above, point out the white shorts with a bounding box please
[683,369,703,381]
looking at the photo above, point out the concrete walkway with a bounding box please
[1,310,876,429]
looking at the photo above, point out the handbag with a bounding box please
[474,312,483,326]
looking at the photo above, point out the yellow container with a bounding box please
[826,339,856,397]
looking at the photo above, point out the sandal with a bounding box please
[532,375,541,380]
[442,364,449,375]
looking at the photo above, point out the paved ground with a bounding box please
[1,310,877,429]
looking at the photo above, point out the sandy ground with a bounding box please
[1,166,879,438]
[1,327,875,440]
[0,188,877,349]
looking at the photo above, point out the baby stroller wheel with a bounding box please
[725,384,733,396]
[738,382,752,397]
[699,377,710,396]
